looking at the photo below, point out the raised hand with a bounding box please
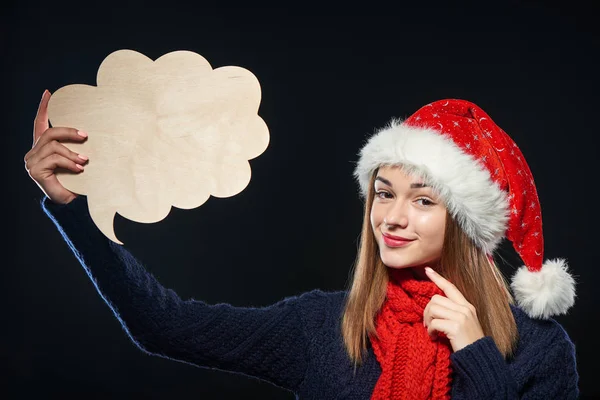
[24,90,88,205]
[423,267,485,352]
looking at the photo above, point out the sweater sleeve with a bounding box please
[40,195,309,393]
[449,332,579,399]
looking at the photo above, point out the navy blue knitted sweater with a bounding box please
[41,196,579,399]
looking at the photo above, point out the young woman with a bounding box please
[26,92,579,399]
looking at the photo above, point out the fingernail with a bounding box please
[76,164,84,170]
[77,130,88,138]
[78,154,88,161]
[425,267,433,273]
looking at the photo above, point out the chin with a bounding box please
[380,253,411,269]
[385,264,414,270]
[379,250,438,270]
[384,262,419,270]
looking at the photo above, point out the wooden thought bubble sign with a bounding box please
[47,49,269,245]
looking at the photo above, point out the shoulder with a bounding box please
[508,304,579,395]
[284,289,348,331]
[509,304,576,358]
[287,289,347,313]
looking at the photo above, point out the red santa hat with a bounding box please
[354,99,576,319]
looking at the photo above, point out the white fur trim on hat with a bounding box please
[510,258,576,319]
[354,119,509,254]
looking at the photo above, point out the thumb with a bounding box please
[33,90,51,146]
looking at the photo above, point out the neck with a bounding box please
[410,266,429,280]
[387,266,431,283]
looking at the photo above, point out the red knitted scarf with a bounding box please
[370,268,453,400]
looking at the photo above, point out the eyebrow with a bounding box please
[375,176,430,189]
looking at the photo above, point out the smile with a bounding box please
[382,235,415,248]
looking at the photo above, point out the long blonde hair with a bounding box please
[341,170,518,366]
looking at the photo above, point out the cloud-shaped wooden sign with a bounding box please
[47,49,269,245]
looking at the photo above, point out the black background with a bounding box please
[4,1,599,398]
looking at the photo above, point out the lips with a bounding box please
[382,233,415,248]
[383,233,415,241]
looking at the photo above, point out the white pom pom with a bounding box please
[510,258,576,319]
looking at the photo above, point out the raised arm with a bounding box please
[26,90,309,394]
[41,195,310,393]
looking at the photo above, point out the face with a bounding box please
[370,166,447,270]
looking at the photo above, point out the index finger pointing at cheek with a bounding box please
[425,267,469,305]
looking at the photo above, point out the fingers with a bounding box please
[424,267,469,305]
[423,302,464,330]
[28,153,85,180]
[426,319,454,340]
[45,153,86,173]
[33,90,51,146]
[25,127,87,162]
[424,294,461,316]
[25,139,88,173]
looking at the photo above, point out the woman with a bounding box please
[26,91,579,399]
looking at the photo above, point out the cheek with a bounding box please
[416,212,446,245]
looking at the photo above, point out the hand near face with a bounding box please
[423,267,485,352]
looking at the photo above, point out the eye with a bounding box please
[416,198,435,206]
[375,190,392,199]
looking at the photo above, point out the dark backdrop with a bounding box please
[4,2,599,399]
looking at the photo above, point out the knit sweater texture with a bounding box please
[41,196,580,399]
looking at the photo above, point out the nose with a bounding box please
[383,199,409,229]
